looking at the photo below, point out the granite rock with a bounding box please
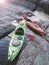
[16,34,49,65]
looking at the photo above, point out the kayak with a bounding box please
[8,23,26,61]
[22,15,46,35]
[26,22,46,36]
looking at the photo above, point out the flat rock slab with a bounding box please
[0,3,30,38]
[0,37,10,65]
[0,24,15,39]
[16,33,49,65]
[38,0,49,12]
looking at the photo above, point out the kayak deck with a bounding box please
[8,24,26,61]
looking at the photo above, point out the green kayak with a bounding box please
[8,23,26,62]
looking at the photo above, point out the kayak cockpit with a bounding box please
[15,28,24,35]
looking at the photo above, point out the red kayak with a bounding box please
[26,22,46,36]
[23,14,46,36]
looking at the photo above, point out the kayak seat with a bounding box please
[15,28,24,35]
[12,40,20,47]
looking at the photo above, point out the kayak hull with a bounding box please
[26,22,46,36]
[8,24,26,61]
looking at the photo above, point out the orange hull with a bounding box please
[26,22,46,35]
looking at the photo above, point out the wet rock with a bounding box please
[9,0,37,11]
[38,0,49,12]
[0,3,31,38]
[5,0,49,12]
[0,37,10,65]
[38,20,49,42]
[13,0,37,4]
[45,27,49,42]
[36,7,45,12]
[0,24,15,39]
[25,0,37,3]
[22,1,36,11]
[39,21,49,31]
[24,0,49,12]
[35,51,49,65]
[46,33,49,42]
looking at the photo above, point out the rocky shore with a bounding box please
[0,0,49,65]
